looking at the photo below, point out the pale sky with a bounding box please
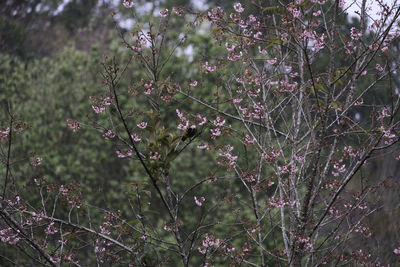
[345,0,394,22]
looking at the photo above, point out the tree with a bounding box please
[1,0,400,266]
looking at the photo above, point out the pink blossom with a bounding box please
[59,185,68,195]
[258,46,267,55]
[131,133,141,142]
[50,256,61,264]
[236,77,244,84]
[377,108,391,120]
[262,149,281,162]
[369,43,379,51]
[267,58,277,65]
[210,128,221,137]
[149,152,161,160]
[176,109,184,120]
[144,80,153,89]
[67,120,80,132]
[313,33,326,52]
[291,8,301,18]
[333,160,346,174]
[380,126,395,140]
[234,3,244,13]
[144,88,152,95]
[294,154,305,163]
[116,150,132,158]
[194,196,205,206]
[102,97,111,106]
[268,197,285,208]
[248,14,256,22]
[173,7,184,16]
[189,80,198,87]
[0,228,20,245]
[160,9,169,17]
[313,10,322,16]
[213,116,226,126]
[253,31,262,39]
[177,110,189,130]
[208,7,224,22]
[131,45,141,52]
[227,52,242,61]
[45,221,58,235]
[197,144,207,149]
[394,247,400,254]
[204,62,217,72]
[103,130,115,139]
[0,127,9,139]
[354,98,363,105]
[92,105,105,114]
[198,247,206,254]
[226,42,235,52]
[178,120,189,130]
[244,135,255,146]
[137,122,148,129]
[338,0,345,7]
[196,114,207,125]
[31,157,42,167]
[350,27,362,40]
[278,164,298,174]
[123,0,134,8]
[281,32,289,42]
[376,64,384,72]
[343,146,361,158]
[226,246,236,253]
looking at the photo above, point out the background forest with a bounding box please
[1,0,400,266]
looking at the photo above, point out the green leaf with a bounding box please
[314,83,326,92]
[263,6,278,12]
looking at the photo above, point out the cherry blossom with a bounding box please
[173,7,184,16]
[92,105,105,114]
[351,27,362,40]
[131,133,141,142]
[137,122,148,129]
[67,119,80,132]
[210,128,221,138]
[0,127,9,139]
[204,61,217,72]
[194,196,205,206]
[31,157,42,167]
[122,0,134,8]
[116,150,132,158]
[258,46,267,55]
[103,130,115,139]
[160,9,169,17]
[196,114,207,125]
[234,3,244,13]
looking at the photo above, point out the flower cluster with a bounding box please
[218,145,238,170]
[0,228,20,245]
[194,196,205,206]
[198,234,221,254]
[67,119,80,132]
[91,96,112,114]
[0,127,9,139]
